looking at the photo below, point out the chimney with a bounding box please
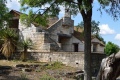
[64,8,71,18]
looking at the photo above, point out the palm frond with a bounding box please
[0,28,18,59]
[19,38,33,50]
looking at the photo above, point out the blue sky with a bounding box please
[6,0,120,46]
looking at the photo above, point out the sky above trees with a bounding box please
[6,0,120,46]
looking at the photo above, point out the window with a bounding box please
[93,44,97,52]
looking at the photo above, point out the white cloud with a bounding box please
[6,0,20,10]
[99,24,115,35]
[115,34,120,41]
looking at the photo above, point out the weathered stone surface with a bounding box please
[15,64,25,68]
[14,68,22,71]
[0,66,12,75]
[75,73,84,80]
[32,64,40,67]
[0,70,11,75]
[22,68,32,72]
[0,66,12,70]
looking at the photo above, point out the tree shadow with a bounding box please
[0,66,29,80]
[0,75,29,80]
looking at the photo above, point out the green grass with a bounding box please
[40,75,57,80]
[18,73,28,80]
[40,62,64,70]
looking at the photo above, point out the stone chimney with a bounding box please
[62,8,72,26]
[64,8,71,18]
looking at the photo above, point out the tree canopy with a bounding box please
[98,0,120,20]
[76,21,106,44]
[19,0,79,27]
[105,41,120,56]
[95,34,106,44]
[0,0,11,28]
[76,20,100,35]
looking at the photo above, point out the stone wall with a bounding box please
[14,52,105,76]
[27,52,105,72]
[64,36,84,52]
[91,53,106,76]
[29,52,84,69]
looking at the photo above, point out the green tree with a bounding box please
[19,0,120,79]
[76,20,100,35]
[76,21,84,29]
[76,20,106,44]
[95,34,106,44]
[19,39,33,61]
[0,0,11,28]
[105,41,119,56]
[0,28,18,60]
[0,0,20,60]
[91,21,100,35]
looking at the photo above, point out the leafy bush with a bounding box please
[105,41,120,56]
[51,62,63,69]
[40,62,64,70]
[47,62,63,69]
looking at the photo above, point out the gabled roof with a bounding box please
[10,10,22,16]
[47,18,62,31]
[9,10,45,29]
[9,10,59,29]
[74,27,105,46]
[91,37,105,46]
[73,30,84,41]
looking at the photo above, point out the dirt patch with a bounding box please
[0,60,83,80]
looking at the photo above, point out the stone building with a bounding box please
[9,9,105,53]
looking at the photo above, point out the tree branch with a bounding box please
[64,0,79,4]
[77,0,86,20]
[86,1,92,20]
[32,0,57,22]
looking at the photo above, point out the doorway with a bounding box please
[74,43,79,52]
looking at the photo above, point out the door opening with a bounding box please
[74,43,79,52]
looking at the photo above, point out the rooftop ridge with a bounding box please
[47,18,63,29]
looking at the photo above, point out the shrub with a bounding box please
[51,62,63,69]
[41,62,64,70]
[18,73,28,80]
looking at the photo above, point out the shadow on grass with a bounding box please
[0,74,29,80]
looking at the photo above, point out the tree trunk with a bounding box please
[23,47,27,61]
[84,18,92,80]
[21,47,27,62]
[77,0,92,79]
